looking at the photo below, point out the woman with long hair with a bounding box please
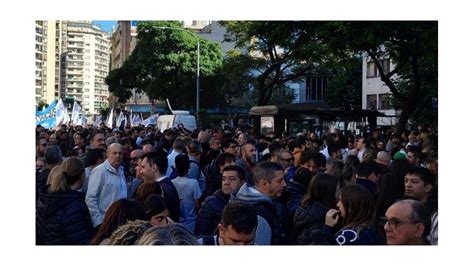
[90,198,146,245]
[324,184,381,245]
[36,157,93,245]
[292,173,338,244]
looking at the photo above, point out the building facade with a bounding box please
[111,21,154,112]
[35,20,63,104]
[61,21,111,115]
[361,54,399,126]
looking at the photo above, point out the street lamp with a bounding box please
[155,26,200,122]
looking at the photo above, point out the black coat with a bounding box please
[36,186,94,245]
[203,162,222,198]
[195,190,229,236]
[292,202,330,244]
[36,169,51,203]
[254,200,287,245]
[285,181,307,219]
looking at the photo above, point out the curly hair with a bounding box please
[108,220,152,245]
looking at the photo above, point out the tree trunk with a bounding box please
[396,99,415,132]
[257,78,269,106]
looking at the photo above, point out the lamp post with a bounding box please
[155,26,200,122]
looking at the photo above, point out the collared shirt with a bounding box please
[357,148,366,162]
[85,159,127,227]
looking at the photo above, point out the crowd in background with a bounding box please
[35,121,438,245]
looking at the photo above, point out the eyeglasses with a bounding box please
[381,217,418,230]
[280,157,294,162]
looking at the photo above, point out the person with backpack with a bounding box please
[185,139,205,193]
[165,137,186,177]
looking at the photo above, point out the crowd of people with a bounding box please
[35,121,438,245]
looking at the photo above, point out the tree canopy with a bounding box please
[221,21,329,106]
[106,21,223,110]
[312,21,438,131]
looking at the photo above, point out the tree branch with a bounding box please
[367,50,407,102]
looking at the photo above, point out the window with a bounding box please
[379,93,392,110]
[367,94,377,110]
[380,59,390,76]
[367,59,390,78]
[367,61,377,78]
[305,76,326,101]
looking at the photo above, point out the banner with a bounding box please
[142,114,159,127]
[36,100,58,129]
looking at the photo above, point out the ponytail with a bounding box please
[47,157,85,193]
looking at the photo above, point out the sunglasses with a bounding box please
[280,157,294,162]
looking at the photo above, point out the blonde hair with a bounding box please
[47,156,85,193]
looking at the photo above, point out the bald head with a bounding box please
[198,131,210,144]
[107,143,123,169]
[143,144,155,154]
[376,151,390,167]
[130,149,144,159]
[384,199,428,245]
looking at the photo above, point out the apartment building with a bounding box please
[35,21,62,104]
[61,21,111,115]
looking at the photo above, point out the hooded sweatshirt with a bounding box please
[230,183,285,245]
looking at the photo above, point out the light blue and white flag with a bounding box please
[71,101,82,125]
[55,99,68,126]
[36,100,57,129]
[142,114,158,127]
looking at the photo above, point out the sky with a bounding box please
[91,20,117,33]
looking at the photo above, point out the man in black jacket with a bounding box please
[195,165,245,236]
[230,161,289,245]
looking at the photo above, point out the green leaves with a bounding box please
[106,21,223,110]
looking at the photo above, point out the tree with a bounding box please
[319,55,363,109]
[221,21,328,106]
[37,99,49,111]
[314,21,438,131]
[106,21,223,110]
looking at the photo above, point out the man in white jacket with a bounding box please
[85,143,127,228]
